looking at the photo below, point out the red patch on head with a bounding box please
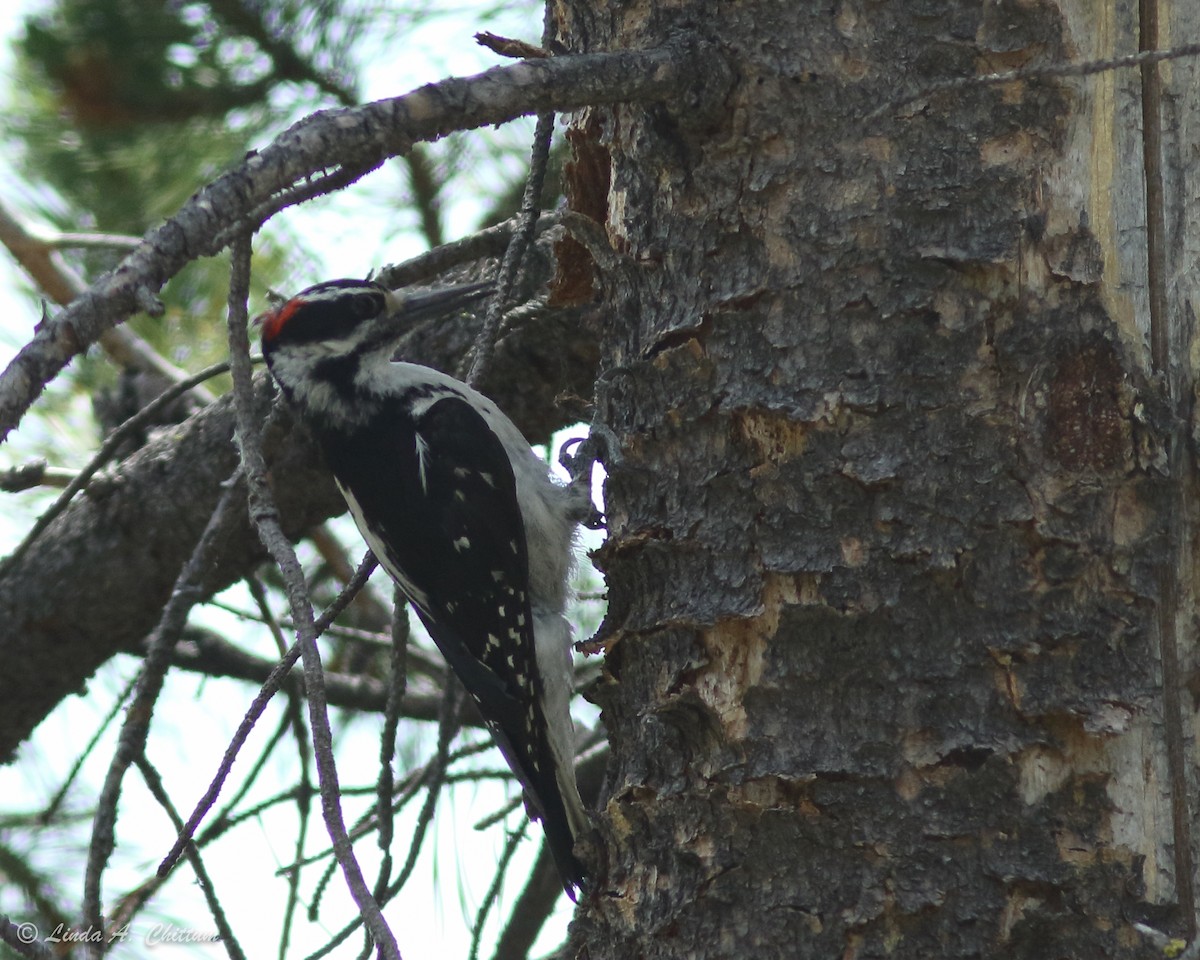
[258,299,301,344]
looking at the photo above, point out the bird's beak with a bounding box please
[386,281,494,326]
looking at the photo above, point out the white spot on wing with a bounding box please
[414,432,431,494]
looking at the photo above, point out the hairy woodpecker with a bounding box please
[259,278,590,896]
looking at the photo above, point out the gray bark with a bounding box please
[563,1,1200,957]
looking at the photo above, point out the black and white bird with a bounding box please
[259,278,590,896]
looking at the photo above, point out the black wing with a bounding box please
[316,392,584,890]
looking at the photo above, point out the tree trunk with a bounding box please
[564,2,1200,957]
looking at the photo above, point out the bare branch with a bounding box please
[875,40,1200,119]
[0,915,54,960]
[0,41,708,442]
[84,473,245,957]
[376,212,558,290]
[165,630,447,718]
[0,359,236,580]
[223,235,399,959]
[133,755,245,960]
[465,108,555,387]
[373,587,411,897]
[476,32,552,61]
[36,231,143,252]
[490,843,561,960]
[0,198,213,404]
[303,687,462,960]
[279,692,313,960]
[469,822,531,960]
[41,673,136,824]
[0,460,76,491]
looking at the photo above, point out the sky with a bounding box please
[0,3,588,958]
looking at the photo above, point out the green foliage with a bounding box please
[9,0,362,422]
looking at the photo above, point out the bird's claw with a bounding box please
[559,426,621,530]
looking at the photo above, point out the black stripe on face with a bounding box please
[262,282,387,348]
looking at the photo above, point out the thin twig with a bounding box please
[185,601,445,676]
[308,856,339,925]
[210,161,384,253]
[476,32,552,60]
[205,766,512,856]
[303,686,463,960]
[280,741,497,879]
[246,574,290,657]
[37,231,143,251]
[0,915,55,960]
[166,628,448,716]
[84,472,245,959]
[376,213,558,291]
[308,534,391,626]
[404,146,446,250]
[159,523,377,876]
[494,295,550,344]
[490,841,560,960]
[134,754,246,960]
[0,461,77,491]
[279,688,313,960]
[465,96,556,387]
[223,233,400,959]
[469,822,530,960]
[0,197,214,406]
[473,796,523,833]
[40,672,137,824]
[211,710,296,836]
[559,210,624,276]
[373,587,410,899]
[875,40,1200,119]
[387,683,460,899]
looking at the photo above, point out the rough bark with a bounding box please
[564,2,1200,958]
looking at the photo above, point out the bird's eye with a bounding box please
[352,293,379,318]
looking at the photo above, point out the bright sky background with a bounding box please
[0,3,592,958]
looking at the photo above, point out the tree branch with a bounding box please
[0,372,333,762]
[0,41,710,443]
[165,631,448,719]
[0,198,212,404]
[224,233,398,959]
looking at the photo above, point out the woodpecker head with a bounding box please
[258,278,491,363]
[259,277,492,422]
